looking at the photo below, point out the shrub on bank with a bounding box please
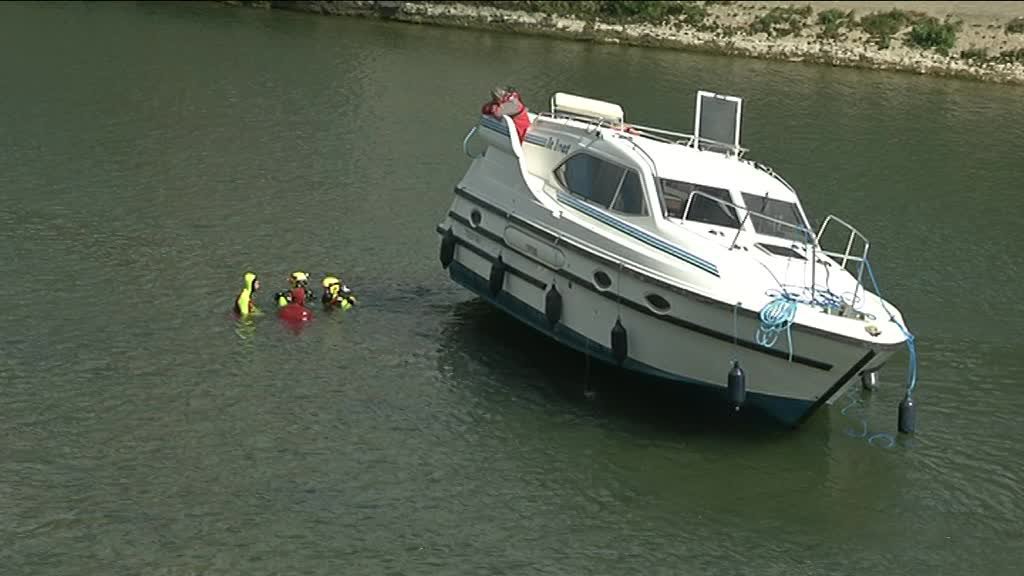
[748,5,812,37]
[858,9,922,48]
[445,1,707,25]
[1007,17,1024,34]
[960,46,988,61]
[995,48,1024,64]
[959,47,1024,65]
[908,16,961,54]
[817,8,854,40]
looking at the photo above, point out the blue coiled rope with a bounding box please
[756,294,798,361]
[755,287,844,361]
[754,259,918,398]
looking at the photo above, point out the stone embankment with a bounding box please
[226,1,1024,85]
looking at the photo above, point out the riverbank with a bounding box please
[227,1,1024,85]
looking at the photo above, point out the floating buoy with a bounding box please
[728,360,746,410]
[611,318,627,365]
[488,257,506,297]
[861,370,879,391]
[545,284,562,327]
[439,228,455,269]
[898,394,916,433]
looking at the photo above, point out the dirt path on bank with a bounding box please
[736,1,1024,57]
[743,1,1024,21]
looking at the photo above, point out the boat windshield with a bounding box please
[740,192,812,242]
[660,179,740,228]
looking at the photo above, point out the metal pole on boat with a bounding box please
[861,370,880,391]
[582,305,596,401]
[810,232,816,306]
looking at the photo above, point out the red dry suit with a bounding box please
[482,91,531,143]
[278,287,312,325]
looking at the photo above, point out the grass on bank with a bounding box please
[443,2,1013,61]
[441,1,708,26]
[961,46,989,61]
[748,5,812,37]
[908,16,962,54]
[819,8,963,53]
[817,8,854,40]
[961,46,1024,65]
[858,9,925,48]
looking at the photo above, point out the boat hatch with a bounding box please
[550,92,624,126]
[694,91,742,153]
[755,243,806,260]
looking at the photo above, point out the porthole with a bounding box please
[470,209,482,227]
[645,293,671,314]
[593,270,612,290]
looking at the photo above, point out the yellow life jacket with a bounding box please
[235,272,258,316]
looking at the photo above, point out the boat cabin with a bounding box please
[535,91,817,253]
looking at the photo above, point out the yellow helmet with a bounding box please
[289,271,309,286]
[322,275,340,289]
[244,272,258,290]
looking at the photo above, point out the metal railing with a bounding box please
[536,111,618,133]
[815,215,871,309]
[627,123,748,158]
[462,125,483,159]
[675,189,878,314]
[679,190,816,249]
[534,112,747,157]
[675,190,877,314]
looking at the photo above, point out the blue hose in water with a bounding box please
[863,259,918,399]
[841,395,896,449]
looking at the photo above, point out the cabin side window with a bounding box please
[556,153,648,216]
[660,179,740,228]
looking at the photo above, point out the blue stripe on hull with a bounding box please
[447,260,814,427]
[557,193,720,277]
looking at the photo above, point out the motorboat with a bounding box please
[436,89,917,428]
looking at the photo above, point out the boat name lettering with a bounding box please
[546,137,571,155]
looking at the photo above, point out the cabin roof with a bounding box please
[617,134,798,202]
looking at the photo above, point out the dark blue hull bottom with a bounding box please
[447,261,815,427]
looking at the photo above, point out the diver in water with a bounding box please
[278,282,312,325]
[234,272,261,317]
[321,275,357,310]
[276,271,315,307]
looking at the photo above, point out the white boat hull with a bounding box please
[438,187,897,427]
[438,92,912,428]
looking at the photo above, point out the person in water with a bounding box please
[276,271,314,307]
[321,275,356,310]
[481,86,531,143]
[234,272,261,317]
[278,283,312,325]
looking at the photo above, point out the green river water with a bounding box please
[1,2,1022,574]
